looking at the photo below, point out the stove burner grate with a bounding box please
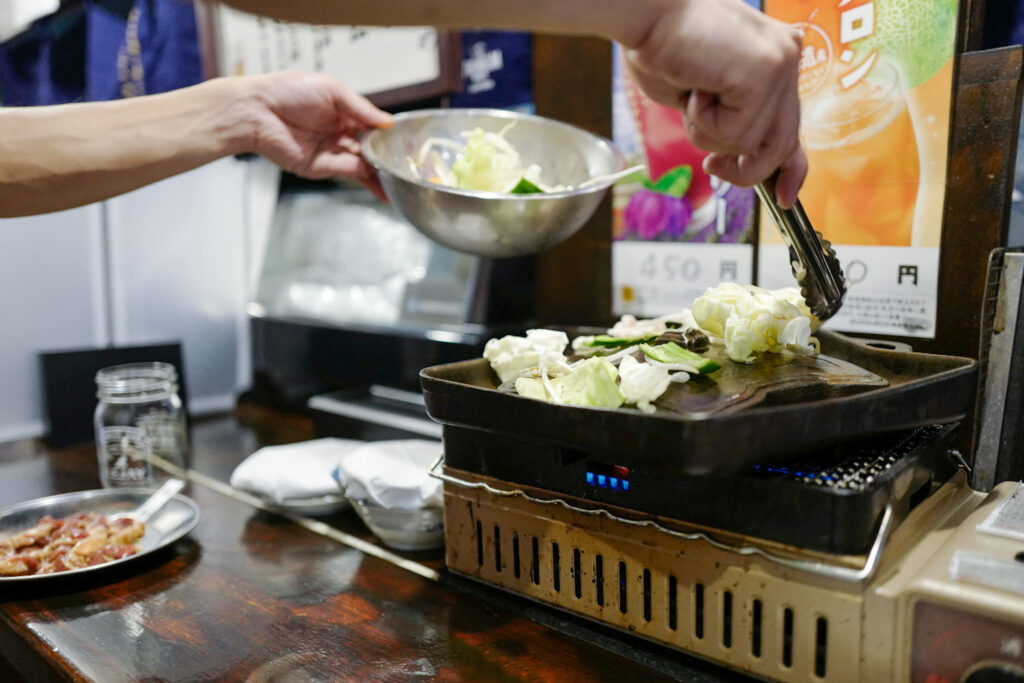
[753,425,950,490]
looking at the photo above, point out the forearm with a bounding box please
[0,78,253,218]
[213,0,806,202]
[214,0,673,48]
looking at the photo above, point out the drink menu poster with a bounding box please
[611,44,757,317]
[758,0,958,338]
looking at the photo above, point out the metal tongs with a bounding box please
[754,178,847,322]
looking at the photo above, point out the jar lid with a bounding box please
[96,362,178,401]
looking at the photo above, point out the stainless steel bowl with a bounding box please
[362,108,626,258]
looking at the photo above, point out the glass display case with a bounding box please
[247,181,537,428]
[254,185,478,330]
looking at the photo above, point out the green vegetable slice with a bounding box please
[639,342,721,374]
[584,334,659,348]
[509,177,545,194]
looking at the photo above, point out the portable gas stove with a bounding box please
[435,457,1024,681]
[421,330,1024,681]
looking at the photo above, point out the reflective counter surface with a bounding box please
[0,402,731,682]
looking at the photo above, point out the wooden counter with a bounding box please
[0,403,731,682]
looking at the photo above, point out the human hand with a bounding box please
[625,0,806,207]
[241,71,393,200]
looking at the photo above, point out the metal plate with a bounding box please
[420,330,978,475]
[0,487,200,583]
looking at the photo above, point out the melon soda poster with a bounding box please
[612,0,958,339]
[757,0,958,338]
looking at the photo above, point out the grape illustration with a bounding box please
[624,189,693,240]
[717,184,755,244]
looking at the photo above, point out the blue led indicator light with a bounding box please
[586,469,631,491]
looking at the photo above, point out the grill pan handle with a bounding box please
[430,454,893,584]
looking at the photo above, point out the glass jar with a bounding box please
[94,362,189,488]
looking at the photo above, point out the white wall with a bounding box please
[0,206,108,442]
[0,157,280,441]
[106,157,249,415]
[0,0,59,42]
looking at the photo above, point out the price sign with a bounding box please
[613,242,755,315]
[759,243,939,337]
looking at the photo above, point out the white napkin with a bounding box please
[338,439,444,510]
[230,438,365,503]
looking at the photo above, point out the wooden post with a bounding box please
[532,35,614,327]
[914,46,1023,359]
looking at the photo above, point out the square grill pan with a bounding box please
[420,330,977,475]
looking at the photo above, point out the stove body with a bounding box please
[438,426,1024,681]
[442,423,960,556]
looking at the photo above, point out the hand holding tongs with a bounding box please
[754,177,846,322]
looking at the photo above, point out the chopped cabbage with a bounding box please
[571,335,601,356]
[453,127,526,192]
[691,283,816,363]
[413,125,562,194]
[483,283,818,414]
[483,329,571,383]
[617,355,671,414]
[607,310,697,339]
[513,375,550,402]
[515,357,624,408]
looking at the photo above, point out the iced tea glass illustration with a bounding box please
[799,60,920,246]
